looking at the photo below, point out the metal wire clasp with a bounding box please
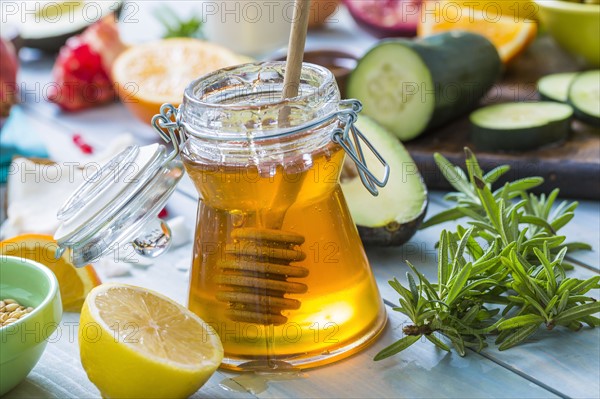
[333,99,390,196]
[152,104,185,162]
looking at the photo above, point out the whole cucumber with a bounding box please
[348,32,502,141]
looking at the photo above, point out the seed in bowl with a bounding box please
[0,298,34,327]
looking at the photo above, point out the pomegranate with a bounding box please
[1,39,19,118]
[343,0,422,38]
[48,17,127,112]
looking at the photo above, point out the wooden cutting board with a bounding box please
[404,36,600,200]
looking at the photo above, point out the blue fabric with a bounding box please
[0,106,49,183]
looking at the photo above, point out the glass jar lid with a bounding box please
[54,144,184,267]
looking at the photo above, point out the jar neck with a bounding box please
[179,62,341,169]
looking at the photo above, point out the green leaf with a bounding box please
[406,261,439,302]
[446,263,472,306]
[560,242,593,252]
[550,213,574,232]
[520,215,557,235]
[533,247,556,293]
[554,302,600,325]
[471,257,500,276]
[434,153,475,198]
[465,147,485,183]
[458,207,487,222]
[581,315,600,327]
[498,315,545,331]
[461,304,481,324]
[498,323,540,351]
[484,164,510,184]
[389,278,413,302]
[449,335,466,357]
[557,290,570,314]
[571,276,600,295]
[426,334,451,352]
[501,177,544,196]
[544,295,559,314]
[374,335,421,361]
[452,228,474,271]
[417,310,438,324]
[421,207,466,229]
[407,273,419,301]
[557,279,578,295]
[438,231,449,291]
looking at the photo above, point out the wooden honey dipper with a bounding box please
[216,228,309,325]
[215,0,312,326]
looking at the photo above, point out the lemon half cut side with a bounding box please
[79,283,224,399]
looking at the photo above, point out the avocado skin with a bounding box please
[357,199,428,247]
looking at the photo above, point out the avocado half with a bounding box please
[340,116,428,246]
[8,1,122,52]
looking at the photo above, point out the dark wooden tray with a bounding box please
[405,36,600,200]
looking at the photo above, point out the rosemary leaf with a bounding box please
[374,335,421,361]
[498,324,540,351]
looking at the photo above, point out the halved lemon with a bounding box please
[79,283,224,399]
[418,2,537,64]
[112,38,251,124]
[0,234,100,312]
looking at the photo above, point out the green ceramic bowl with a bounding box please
[0,256,62,396]
[534,0,600,67]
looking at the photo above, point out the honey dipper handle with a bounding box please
[282,0,311,99]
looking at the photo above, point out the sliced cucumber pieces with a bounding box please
[537,72,578,102]
[470,102,573,151]
[568,70,600,127]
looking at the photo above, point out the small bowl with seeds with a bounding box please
[0,255,62,395]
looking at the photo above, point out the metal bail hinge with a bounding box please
[152,103,185,162]
[333,99,390,196]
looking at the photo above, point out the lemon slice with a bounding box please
[0,234,101,312]
[79,283,224,399]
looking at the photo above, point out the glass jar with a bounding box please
[55,61,389,371]
[176,62,387,370]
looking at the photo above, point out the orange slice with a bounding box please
[0,234,101,312]
[418,2,537,64]
[112,38,251,124]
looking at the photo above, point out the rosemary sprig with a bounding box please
[376,148,599,360]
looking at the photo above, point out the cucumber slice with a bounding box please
[537,72,578,102]
[340,116,428,246]
[348,43,435,141]
[568,70,600,127]
[470,102,573,151]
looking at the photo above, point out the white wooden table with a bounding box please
[2,2,599,398]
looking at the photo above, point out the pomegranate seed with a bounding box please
[72,134,94,154]
[158,207,169,219]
